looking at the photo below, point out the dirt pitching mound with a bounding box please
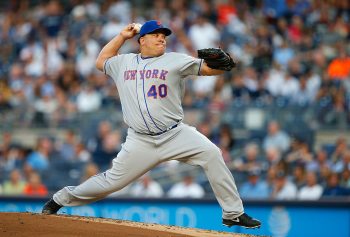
[0,212,265,237]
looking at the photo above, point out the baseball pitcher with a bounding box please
[42,20,261,229]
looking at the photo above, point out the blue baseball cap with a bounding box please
[139,20,172,38]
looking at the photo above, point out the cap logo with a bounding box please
[157,21,162,26]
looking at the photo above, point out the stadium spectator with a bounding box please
[329,137,348,173]
[291,164,306,190]
[129,173,164,198]
[217,124,235,148]
[39,0,64,39]
[288,57,305,79]
[249,74,272,102]
[74,142,91,163]
[86,120,113,153]
[239,169,270,199]
[2,169,26,196]
[233,142,266,173]
[82,1,101,20]
[33,84,59,126]
[7,64,27,109]
[211,123,236,164]
[56,63,79,93]
[262,0,288,19]
[286,140,313,166]
[251,24,273,73]
[76,83,102,113]
[266,165,277,191]
[242,67,259,97]
[19,36,44,78]
[167,174,205,198]
[57,130,78,161]
[262,120,291,153]
[265,146,282,167]
[0,85,12,112]
[42,38,64,76]
[287,0,312,17]
[287,15,304,45]
[331,15,349,39]
[0,145,25,172]
[270,170,297,200]
[188,14,219,50]
[25,137,53,172]
[189,14,220,98]
[69,5,89,39]
[291,75,314,105]
[297,171,323,200]
[230,72,250,100]
[306,148,331,174]
[207,92,226,115]
[273,39,295,69]
[215,0,237,25]
[322,173,349,197]
[106,0,132,25]
[92,130,121,170]
[279,72,300,100]
[303,68,321,102]
[265,63,285,97]
[224,8,250,47]
[23,172,48,196]
[340,169,350,189]
[101,16,125,43]
[333,150,350,174]
[327,49,350,81]
[51,87,77,126]
[75,30,101,78]
[147,0,171,25]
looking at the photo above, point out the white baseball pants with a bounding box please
[53,123,244,219]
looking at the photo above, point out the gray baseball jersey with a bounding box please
[53,52,244,221]
[104,52,201,134]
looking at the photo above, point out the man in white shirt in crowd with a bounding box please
[167,173,205,198]
[297,171,323,200]
[263,120,291,153]
[129,173,164,198]
[271,170,297,200]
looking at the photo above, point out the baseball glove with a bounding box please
[197,48,236,71]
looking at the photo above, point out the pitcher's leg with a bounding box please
[54,133,159,206]
[189,146,244,219]
[161,124,244,219]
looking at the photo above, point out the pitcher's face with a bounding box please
[140,32,166,57]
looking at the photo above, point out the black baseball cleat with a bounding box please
[223,213,261,229]
[42,198,62,214]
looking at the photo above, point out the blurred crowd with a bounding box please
[0,0,350,199]
[0,119,349,199]
[0,0,349,127]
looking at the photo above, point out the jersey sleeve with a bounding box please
[103,56,120,76]
[103,55,123,77]
[174,53,203,77]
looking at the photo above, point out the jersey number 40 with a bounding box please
[147,84,167,99]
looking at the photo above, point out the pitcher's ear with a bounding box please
[139,36,145,45]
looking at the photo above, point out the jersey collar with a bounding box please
[139,53,165,60]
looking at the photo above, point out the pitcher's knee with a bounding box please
[203,144,222,159]
[105,169,144,193]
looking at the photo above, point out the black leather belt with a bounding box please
[133,123,180,136]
